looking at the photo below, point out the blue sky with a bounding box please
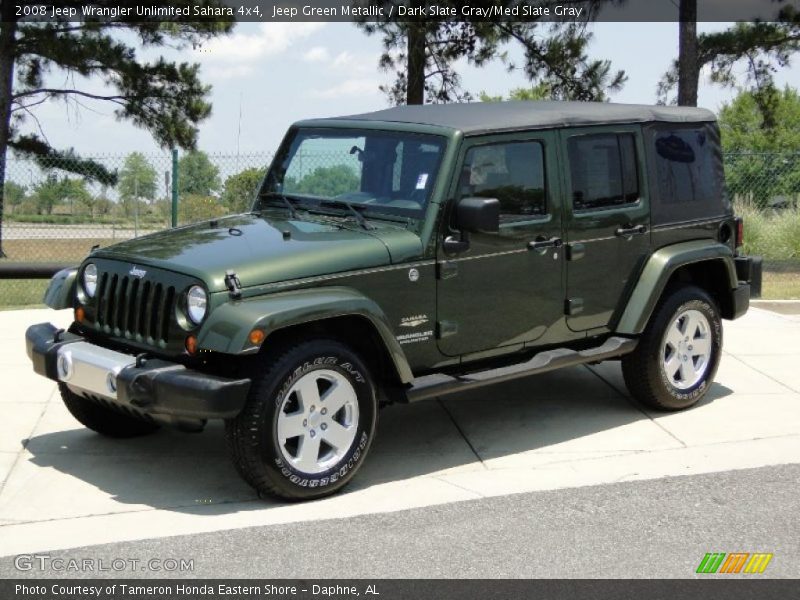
[28,22,799,158]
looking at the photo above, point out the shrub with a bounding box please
[735,199,800,261]
[773,209,800,260]
[735,199,768,257]
[179,194,226,224]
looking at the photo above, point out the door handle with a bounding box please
[528,236,563,251]
[615,224,648,237]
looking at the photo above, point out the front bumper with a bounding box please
[26,323,250,420]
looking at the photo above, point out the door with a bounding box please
[436,132,565,357]
[560,126,651,332]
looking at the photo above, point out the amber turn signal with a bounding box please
[74,306,85,323]
[249,329,265,346]
[185,335,198,355]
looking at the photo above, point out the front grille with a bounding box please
[95,271,176,345]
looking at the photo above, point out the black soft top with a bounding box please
[335,101,716,135]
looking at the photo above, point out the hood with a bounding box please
[93,212,423,292]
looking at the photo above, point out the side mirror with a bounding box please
[456,197,500,233]
[443,197,500,254]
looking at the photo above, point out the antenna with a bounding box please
[236,91,243,171]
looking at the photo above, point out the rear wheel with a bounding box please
[60,384,160,437]
[622,285,722,411]
[226,339,377,501]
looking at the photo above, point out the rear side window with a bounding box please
[460,141,547,223]
[653,128,716,206]
[568,133,640,211]
[646,123,729,225]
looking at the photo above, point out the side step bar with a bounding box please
[406,336,637,403]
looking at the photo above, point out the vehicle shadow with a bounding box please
[22,363,733,516]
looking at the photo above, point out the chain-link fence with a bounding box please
[1,150,799,306]
[724,152,800,300]
[0,151,274,306]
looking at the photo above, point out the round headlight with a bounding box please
[83,263,98,298]
[186,285,208,325]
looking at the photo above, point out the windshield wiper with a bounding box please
[320,199,374,231]
[260,191,299,220]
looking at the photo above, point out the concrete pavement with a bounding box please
[1,307,799,557]
[3,464,795,579]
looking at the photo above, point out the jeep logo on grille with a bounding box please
[129,266,147,278]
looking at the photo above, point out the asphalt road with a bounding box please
[2,463,797,579]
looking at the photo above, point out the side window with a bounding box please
[568,133,640,212]
[460,141,547,223]
[653,127,717,206]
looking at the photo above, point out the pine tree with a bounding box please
[0,1,233,255]
[659,0,800,121]
[356,1,625,105]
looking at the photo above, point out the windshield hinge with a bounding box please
[224,270,243,299]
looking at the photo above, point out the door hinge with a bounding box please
[437,261,458,280]
[437,321,458,339]
[566,243,585,261]
[565,298,584,316]
[224,270,243,299]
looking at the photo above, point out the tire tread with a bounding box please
[225,338,376,501]
[622,285,722,411]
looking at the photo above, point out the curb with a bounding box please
[751,300,800,315]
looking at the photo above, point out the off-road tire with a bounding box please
[59,383,160,437]
[622,285,722,411]
[225,339,378,501]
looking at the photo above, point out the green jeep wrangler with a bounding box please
[26,101,754,501]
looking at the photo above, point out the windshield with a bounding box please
[257,128,447,219]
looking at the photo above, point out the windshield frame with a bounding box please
[256,126,449,221]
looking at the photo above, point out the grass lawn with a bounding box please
[0,238,119,309]
[761,271,800,300]
[0,239,109,309]
[1,238,118,262]
[0,279,49,309]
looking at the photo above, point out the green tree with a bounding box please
[222,167,263,214]
[93,194,113,218]
[720,87,800,207]
[119,152,158,204]
[357,2,625,105]
[179,194,226,224]
[35,176,60,215]
[33,175,88,215]
[479,81,616,103]
[0,2,233,255]
[720,87,800,153]
[287,165,360,198]
[61,177,91,215]
[495,20,626,103]
[2,180,25,213]
[479,85,553,102]
[178,151,220,196]
[659,1,800,116]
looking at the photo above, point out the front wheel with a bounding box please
[226,339,378,501]
[622,285,722,411]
